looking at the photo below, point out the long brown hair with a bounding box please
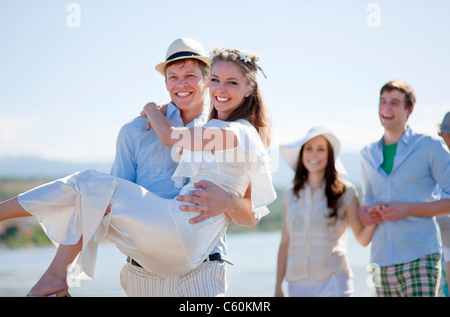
[292,138,346,221]
[208,49,271,147]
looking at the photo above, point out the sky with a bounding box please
[0,0,449,169]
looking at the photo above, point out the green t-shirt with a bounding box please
[381,143,397,175]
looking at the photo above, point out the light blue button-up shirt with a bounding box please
[360,126,450,266]
[110,103,227,256]
[111,103,206,198]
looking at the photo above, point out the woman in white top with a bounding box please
[275,127,375,297]
[0,48,276,297]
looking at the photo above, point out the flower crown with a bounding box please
[210,46,267,78]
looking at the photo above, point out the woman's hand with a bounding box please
[359,203,383,225]
[274,288,284,297]
[140,101,168,130]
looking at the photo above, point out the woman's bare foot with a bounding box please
[26,271,68,297]
[27,239,81,296]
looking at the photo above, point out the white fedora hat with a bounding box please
[155,38,211,76]
[280,126,347,174]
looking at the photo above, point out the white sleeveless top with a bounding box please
[284,180,357,282]
[171,118,275,219]
[167,118,277,268]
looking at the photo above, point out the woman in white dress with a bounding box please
[275,127,375,297]
[0,48,276,297]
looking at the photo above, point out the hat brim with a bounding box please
[155,55,211,76]
[280,128,346,175]
[440,124,450,133]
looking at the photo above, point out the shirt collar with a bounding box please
[192,108,209,127]
[166,102,180,119]
[374,125,415,172]
[400,125,413,145]
[378,125,413,148]
[304,181,326,194]
[166,102,209,127]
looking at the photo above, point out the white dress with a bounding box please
[18,119,276,279]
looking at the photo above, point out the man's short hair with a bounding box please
[380,80,416,109]
[164,58,210,79]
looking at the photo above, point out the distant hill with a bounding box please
[0,152,361,187]
[0,156,112,179]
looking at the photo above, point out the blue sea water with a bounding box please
[0,230,374,297]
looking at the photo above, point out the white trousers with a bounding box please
[18,170,229,279]
[288,274,354,297]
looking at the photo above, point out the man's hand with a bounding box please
[140,101,168,130]
[176,180,234,224]
[359,201,412,225]
[378,202,410,221]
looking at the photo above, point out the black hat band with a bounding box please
[166,51,201,62]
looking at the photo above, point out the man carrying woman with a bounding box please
[0,40,276,297]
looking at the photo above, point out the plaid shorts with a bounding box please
[370,253,441,297]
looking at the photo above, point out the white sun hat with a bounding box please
[280,126,347,175]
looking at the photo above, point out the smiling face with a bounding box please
[379,89,413,132]
[209,61,254,120]
[301,136,329,176]
[165,59,209,117]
